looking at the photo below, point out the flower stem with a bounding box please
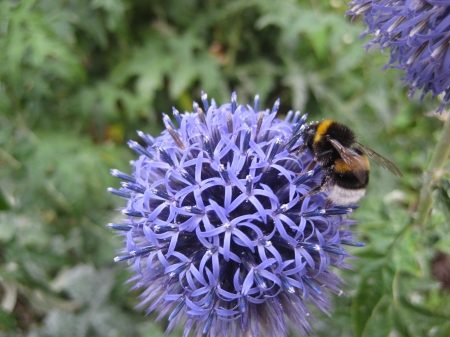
[416,114,450,226]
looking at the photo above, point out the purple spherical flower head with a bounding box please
[347,0,450,112]
[108,92,363,337]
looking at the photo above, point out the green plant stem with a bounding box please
[416,115,450,226]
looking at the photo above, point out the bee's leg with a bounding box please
[295,160,317,177]
[295,144,307,156]
[320,174,335,206]
[296,150,333,177]
[299,171,330,202]
[287,142,306,155]
[299,185,322,201]
[305,159,317,172]
[319,170,331,190]
[286,130,305,153]
[314,149,333,162]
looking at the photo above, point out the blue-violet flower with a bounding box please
[108,92,363,337]
[347,0,450,112]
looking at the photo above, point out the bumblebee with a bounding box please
[295,120,402,205]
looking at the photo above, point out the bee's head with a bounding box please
[300,122,320,146]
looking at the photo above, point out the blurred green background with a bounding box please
[1,0,449,336]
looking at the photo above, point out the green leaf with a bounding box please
[0,308,16,331]
[0,187,11,211]
[309,27,329,61]
[51,265,114,306]
[87,304,137,336]
[352,265,395,337]
[42,310,89,337]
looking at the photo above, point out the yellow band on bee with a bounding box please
[334,158,352,173]
[314,120,334,143]
[363,155,370,169]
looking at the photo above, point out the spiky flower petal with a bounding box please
[347,0,450,112]
[109,92,362,337]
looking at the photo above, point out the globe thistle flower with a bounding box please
[108,92,363,337]
[347,0,450,112]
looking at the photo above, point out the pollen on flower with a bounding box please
[108,92,363,337]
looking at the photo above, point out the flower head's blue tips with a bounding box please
[162,113,176,129]
[158,147,175,167]
[246,175,253,194]
[293,170,315,186]
[193,101,199,114]
[299,113,308,124]
[110,169,136,183]
[302,209,326,218]
[115,246,157,263]
[168,296,186,322]
[348,1,371,16]
[254,94,260,113]
[291,113,308,135]
[239,297,246,313]
[301,204,352,217]
[240,250,256,272]
[172,107,182,126]
[300,243,321,252]
[107,223,132,231]
[201,91,209,112]
[121,209,143,217]
[340,239,366,247]
[271,98,280,114]
[231,91,237,114]
[151,188,172,200]
[286,132,302,151]
[167,263,189,279]
[285,110,293,123]
[211,98,217,109]
[218,164,230,184]
[154,224,178,234]
[279,274,296,294]
[132,246,156,257]
[128,140,154,160]
[274,204,288,215]
[254,271,267,289]
[203,288,216,307]
[203,310,215,335]
[291,110,301,124]
[268,138,282,162]
[203,136,214,159]
[114,254,134,262]
[323,208,353,216]
[242,128,251,153]
[322,246,347,255]
[108,92,363,337]
[302,277,322,295]
[107,188,131,199]
[121,182,145,194]
[181,170,197,185]
[185,206,204,215]
[136,130,154,147]
[347,0,450,112]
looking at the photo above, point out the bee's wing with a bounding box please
[354,141,403,177]
[328,138,369,184]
